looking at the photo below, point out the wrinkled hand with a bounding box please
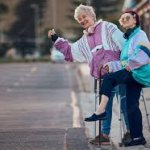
[48,29,56,38]
[103,64,109,73]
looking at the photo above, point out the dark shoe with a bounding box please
[84,112,107,122]
[124,137,146,147]
[89,134,110,145]
[122,132,131,143]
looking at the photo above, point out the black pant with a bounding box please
[101,69,143,138]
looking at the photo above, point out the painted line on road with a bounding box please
[71,91,81,127]
[19,77,25,82]
[14,82,19,86]
[6,88,12,92]
[31,67,37,73]
[25,66,37,78]
[25,73,31,77]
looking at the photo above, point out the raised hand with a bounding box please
[48,29,56,38]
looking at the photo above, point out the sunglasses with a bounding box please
[119,15,135,23]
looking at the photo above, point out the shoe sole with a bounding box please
[124,140,146,147]
[89,141,110,145]
[85,117,107,122]
[89,139,110,145]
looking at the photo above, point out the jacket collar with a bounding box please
[124,26,139,39]
[83,19,103,35]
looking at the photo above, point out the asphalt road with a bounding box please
[0,63,90,150]
[0,63,76,130]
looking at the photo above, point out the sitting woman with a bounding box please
[85,10,150,147]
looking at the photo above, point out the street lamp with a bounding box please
[31,4,40,53]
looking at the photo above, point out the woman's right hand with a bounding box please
[103,64,109,73]
[48,29,56,38]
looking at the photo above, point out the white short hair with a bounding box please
[74,4,96,22]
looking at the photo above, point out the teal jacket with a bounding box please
[120,27,150,87]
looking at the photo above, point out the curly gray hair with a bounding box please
[74,4,96,22]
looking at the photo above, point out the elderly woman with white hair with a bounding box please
[48,4,130,145]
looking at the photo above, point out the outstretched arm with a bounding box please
[48,29,73,62]
[48,29,86,62]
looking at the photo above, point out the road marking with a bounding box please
[6,88,12,92]
[25,73,31,77]
[65,65,69,69]
[20,77,25,82]
[70,91,81,127]
[31,67,37,73]
[25,66,37,78]
[79,64,89,76]
[14,82,19,86]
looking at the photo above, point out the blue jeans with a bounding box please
[101,84,129,135]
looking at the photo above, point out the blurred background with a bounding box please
[0,0,149,62]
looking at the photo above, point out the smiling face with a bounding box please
[77,13,95,29]
[119,13,136,30]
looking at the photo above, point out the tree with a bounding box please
[8,0,46,57]
[0,3,9,57]
[91,0,124,23]
[0,3,8,15]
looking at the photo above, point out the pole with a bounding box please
[31,4,40,52]
[94,78,97,137]
[98,66,103,147]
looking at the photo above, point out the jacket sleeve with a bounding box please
[104,60,122,73]
[127,32,150,70]
[54,37,86,62]
[109,23,125,50]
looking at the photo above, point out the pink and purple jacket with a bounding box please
[53,20,125,78]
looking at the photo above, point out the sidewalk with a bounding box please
[76,63,150,150]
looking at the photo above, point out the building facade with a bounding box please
[133,0,150,39]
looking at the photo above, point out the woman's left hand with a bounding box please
[103,64,109,73]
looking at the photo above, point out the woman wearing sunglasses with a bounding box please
[85,10,150,146]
